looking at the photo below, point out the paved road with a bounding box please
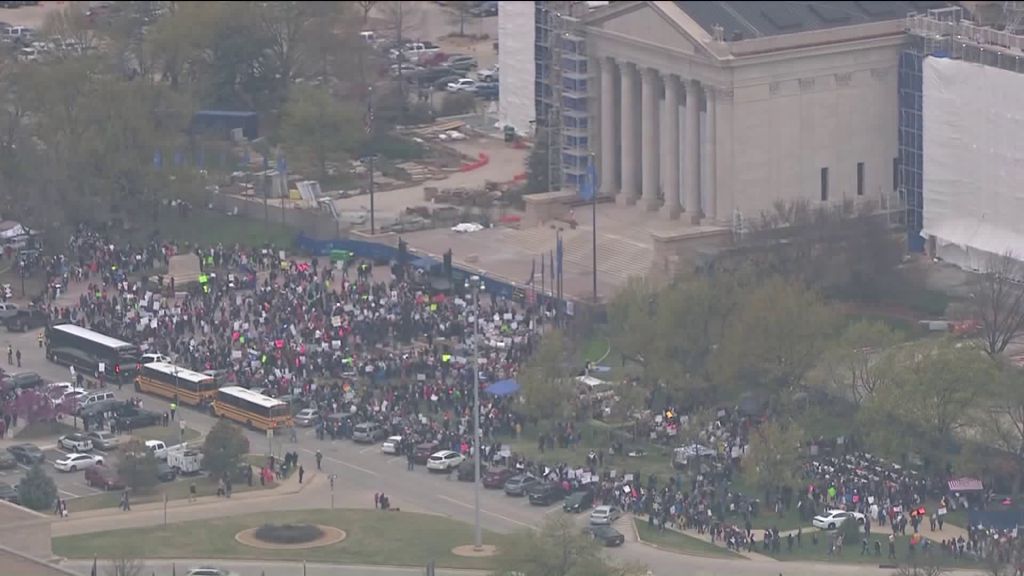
[62,559,487,576]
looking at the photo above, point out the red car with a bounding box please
[482,467,514,489]
[85,466,125,491]
[414,442,440,465]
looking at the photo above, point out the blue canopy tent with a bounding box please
[411,256,438,271]
[484,379,520,396]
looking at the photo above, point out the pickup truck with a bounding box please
[144,440,188,460]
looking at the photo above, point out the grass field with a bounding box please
[764,531,977,568]
[634,519,741,559]
[68,468,273,513]
[14,420,77,440]
[53,509,509,569]
[118,208,295,250]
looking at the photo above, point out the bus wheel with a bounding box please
[134,381,141,392]
[245,420,252,428]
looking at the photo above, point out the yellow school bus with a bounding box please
[212,386,293,431]
[135,362,218,407]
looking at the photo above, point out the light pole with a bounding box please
[466,274,484,550]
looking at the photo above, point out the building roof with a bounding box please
[0,547,80,576]
[675,1,949,39]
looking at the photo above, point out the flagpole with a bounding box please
[367,85,376,235]
[590,153,598,302]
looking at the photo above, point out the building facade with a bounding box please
[584,1,941,225]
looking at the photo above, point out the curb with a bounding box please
[631,516,749,561]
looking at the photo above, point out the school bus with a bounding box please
[135,362,218,407]
[212,386,293,431]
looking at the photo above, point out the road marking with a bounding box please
[544,504,564,514]
[58,488,81,498]
[386,457,404,464]
[358,446,378,454]
[300,447,378,477]
[437,494,535,529]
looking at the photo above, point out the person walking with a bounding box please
[189,481,197,503]
[315,450,322,471]
[7,344,12,365]
[298,465,304,484]
[169,401,176,420]
[36,331,43,348]
[15,349,20,367]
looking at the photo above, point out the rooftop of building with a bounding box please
[675,0,950,39]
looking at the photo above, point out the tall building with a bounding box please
[584,1,946,224]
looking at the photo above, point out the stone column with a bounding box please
[660,74,681,219]
[704,86,718,222]
[640,67,660,211]
[684,78,701,223]
[617,63,639,205]
[599,57,618,197]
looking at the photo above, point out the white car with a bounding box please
[58,433,93,452]
[52,388,86,409]
[294,408,320,427]
[54,453,104,472]
[478,64,499,82]
[589,505,622,525]
[141,352,173,364]
[426,450,465,471]
[46,382,76,395]
[381,435,403,455]
[812,509,866,530]
[446,78,477,93]
[185,568,238,576]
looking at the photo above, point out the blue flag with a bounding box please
[580,157,597,201]
[277,154,287,173]
[556,234,564,280]
[173,150,184,167]
[152,150,162,169]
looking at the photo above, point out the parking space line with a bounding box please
[386,457,404,464]
[58,488,81,498]
[437,495,535,529]
[358,446,377,454]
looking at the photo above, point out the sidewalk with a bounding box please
[632,513,775,561]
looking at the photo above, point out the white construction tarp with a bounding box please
[497,1,535,136]
[922,57,1024,271]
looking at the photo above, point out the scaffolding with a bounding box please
[899,5,1024,251]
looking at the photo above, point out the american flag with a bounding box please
[365,86,374,135]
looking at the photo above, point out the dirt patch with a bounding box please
[235,525,347,550]
[451,544,499,557]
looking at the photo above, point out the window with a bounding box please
[856,162,865,196]
[820,167,829,201]
[893,157,899,191]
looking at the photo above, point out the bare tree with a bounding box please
[106,557,145,576]
[356,0,378,25]
[892,556,949,576]
[972,251,1024,356]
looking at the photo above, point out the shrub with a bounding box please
[17,463,57,511]
[253,523,324,544]
[440,93,476,117]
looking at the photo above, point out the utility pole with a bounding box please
[366,85,377,235]
[467,274,484,550]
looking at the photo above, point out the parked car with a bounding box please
[4,307,47,331]
[584,525,625,546]
[503,474,539,496]
[442,54,477,71]
[446,78,477,93]
[293,408,320,427]
[482,467,514,489]
[433,74,463,91]
[84,466,124,490]
[51,388,86,410]
[0,452,16,470]
[477,64,499,82]
[563,488,595,512]
[0,481,19,504]
[381,435,403,455]
[7,443,44,464]
[4,371,43,390]
[474,81,499,100]
[58,433,93,452]
[528,481,566,506]
[352,421,386,443]
[0,302,18,319]
[408,65,454,85]
[456,459,483,481]
[156,461,178,482]
[426,450,465,471]
[413,441,440,465]
[54,452,104,472]
[388,62,421,77]
[589,505,622,525]
[469,1,497,17]
[115,404,162,429]
[86,430,125,451]
[140,352,172,364]
[812,509,866,530]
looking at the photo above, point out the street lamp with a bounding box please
[465,274,485,550]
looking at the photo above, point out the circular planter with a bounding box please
[235,524,347,550]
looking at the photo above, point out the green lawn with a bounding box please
[15,421,76,440]
[635,519,741,559]
[68,471,274,513]
[53,509,509,569]
[764,532,977,568]
[496,422,677,482]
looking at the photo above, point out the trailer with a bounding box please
[166,444,203,475]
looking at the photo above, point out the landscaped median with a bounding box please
[633,519,741,560]
[53,509,509,570]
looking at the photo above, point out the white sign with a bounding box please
[98,362,106,374]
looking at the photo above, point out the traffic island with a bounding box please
[451,544,498,557]
[236,524,347,549]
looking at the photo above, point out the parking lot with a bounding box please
[2,443,107,500]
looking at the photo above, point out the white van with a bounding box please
[79,391,116,409]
